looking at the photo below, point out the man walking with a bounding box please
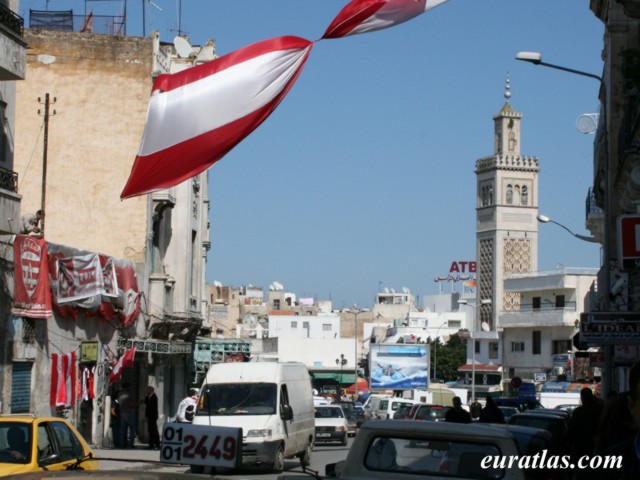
[144,386,160,449]
[118,382,137,449]
[176,388,199,423]
[445,396,472,424]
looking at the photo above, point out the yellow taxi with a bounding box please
[0,415,99,475]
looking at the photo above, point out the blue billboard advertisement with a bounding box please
[369,344,429,390]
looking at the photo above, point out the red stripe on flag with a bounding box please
[322,0,386,39]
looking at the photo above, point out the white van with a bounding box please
[374,397,415,420]
[362,394,391,421]
[192,362,315,472]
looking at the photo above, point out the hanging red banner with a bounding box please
[12,235,52,318]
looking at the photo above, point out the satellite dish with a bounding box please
[481,322,490,332]
[174,35,192,58]
[384,287,390,293]
[576,113,599,134]
[402,287,410,294]
[213,280,222,287]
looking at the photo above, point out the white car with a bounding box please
[315,405,349,446]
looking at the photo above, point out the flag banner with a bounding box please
[47,242,141,326]
[322,0,449,39]
[51,351,77,407]
[120,36,314,198]
[56,253,105,304]
[109,346,137,384]
[12,235,53,318]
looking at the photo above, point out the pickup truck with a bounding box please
[279,419,525,480]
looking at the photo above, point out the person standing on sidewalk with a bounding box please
[143,386,160,449]
[176,388,199,423]
[118,383,137,449]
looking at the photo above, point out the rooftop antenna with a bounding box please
[142,0,162,38]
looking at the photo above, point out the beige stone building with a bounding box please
[9,21,213,446]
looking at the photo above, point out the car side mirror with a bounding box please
[39,452,61,466]
[281,404,293,421]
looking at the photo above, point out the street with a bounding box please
[94,438,353,479]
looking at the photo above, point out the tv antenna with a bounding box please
[142,0,162,37]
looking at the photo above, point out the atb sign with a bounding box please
[580,312,640,345]
[161,423,242,468]
[618,214,640,269]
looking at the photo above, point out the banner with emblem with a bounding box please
[12,234,53,318]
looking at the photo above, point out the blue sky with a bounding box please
[22,1,604,309]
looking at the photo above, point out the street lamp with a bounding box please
[537,214,599,243]
[517,51,614,396]
[458,299,492,403]
[345,307,369,398]
[336,353,347,386]
[515,51,602,82]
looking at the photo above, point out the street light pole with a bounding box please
[537,214,599,243]
[458,299,492,403]
[515,52,602,82]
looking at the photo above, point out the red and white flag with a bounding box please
[322,0,448,39]
[120,36,313,199]
[56,253,105,304]
[50,352,77,407]
[12,235,52,318]
[109,346,137,384]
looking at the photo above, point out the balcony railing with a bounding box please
[0,167,18,192]
[0,3,24,37]
[29,10,125,35]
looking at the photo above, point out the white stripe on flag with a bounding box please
[139,47,311,157]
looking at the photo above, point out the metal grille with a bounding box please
[0,3,24,36]
[11,362,32,413]
[0,167,18,193]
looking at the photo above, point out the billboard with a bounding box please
[369,344,429,390]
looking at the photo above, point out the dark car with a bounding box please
[486,423,568,480]
[508,411,570,455]
[353,406,366,427]
[498,406,519,422]
[392,402,414,419]
[410,404,451,422]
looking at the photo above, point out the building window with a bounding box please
[532,297,541,310]
[273,299,280,310]
[22,319,35,344]
[556,295,565,308]
[532,331,541,355]
[302,321,309,330]
[448,320,461,328]
[511,342,525,352]
[291,321,297,328]
[552,340,572,355]
[521,185,528,205]
[322,324,332,331]
[489,342,499,359]
[506,184,513,204]
[475,340,480,354]
[11,362,32,413]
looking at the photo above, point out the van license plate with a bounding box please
[316,433,331,437]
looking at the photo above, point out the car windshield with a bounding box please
[415,406,450,421]
[315,407,344,419]
[364,435,503,478]
[197,383,277,416]
[0,422,32,464]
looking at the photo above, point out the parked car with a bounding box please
[508,411,570,455]
[334,402,358,437]
[392,403,414,419]
[410,404,451,422]
[498,406,519,422]
[486,423,569,480]
[353,406,366,428]
[553,404,579,416]
[372,398,414,420]
[0,415,99,476]
[362,395,391,421]
[315,405,349,446]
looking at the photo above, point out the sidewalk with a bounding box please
[91,446,168,471]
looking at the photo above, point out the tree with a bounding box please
[431,334,466,382]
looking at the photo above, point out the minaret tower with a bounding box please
[475,76,540,332]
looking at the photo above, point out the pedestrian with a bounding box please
[592,362,640,479]
[143,386,160,449]
[568,386,603,478]
[176,388,199,423]
[445,396,472,424]
[20,210,42,235]
[595,390,635,453]
[118,382,137,448]
[479,396,505,424]
[110,387,121,448]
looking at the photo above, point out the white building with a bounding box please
[500,267,597,380]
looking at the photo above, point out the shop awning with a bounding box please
[311,372,356,384]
